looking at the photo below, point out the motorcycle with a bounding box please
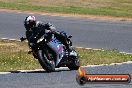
[20,29,80,72]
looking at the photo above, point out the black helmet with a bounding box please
[24,16,36,30]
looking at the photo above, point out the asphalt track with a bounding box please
[0,11,132,88]
[0,11,132,53]
[0,64,132,88]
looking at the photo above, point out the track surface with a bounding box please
[0,11,132,88]
[0,64,132,88]
[0,11,132,53]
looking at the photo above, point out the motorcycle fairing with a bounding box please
[47,34,65,66]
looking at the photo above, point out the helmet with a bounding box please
[24,16,36,30]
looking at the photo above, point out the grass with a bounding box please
[76,48,132,65]
[0,39,41,72]
[0,0,132,17]
[0,39,132,71]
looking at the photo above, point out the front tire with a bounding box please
[37,49,55,72]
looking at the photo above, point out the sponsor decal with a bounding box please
[76,67,131,85]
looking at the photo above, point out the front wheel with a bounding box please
[68,57,80,70]
[37,49,55,72]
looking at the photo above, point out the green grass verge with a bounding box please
[0,1,132,17]
[0,40,41,72]
[76,48,132,65]
[0,39,132,71]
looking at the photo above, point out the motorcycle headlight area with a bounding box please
[37,35,45,43]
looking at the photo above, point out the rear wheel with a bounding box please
[68,57,80,70]
[37,49,55,72]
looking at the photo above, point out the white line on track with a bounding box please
[0,72,11,74]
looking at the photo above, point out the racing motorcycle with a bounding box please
[20,29,80,72]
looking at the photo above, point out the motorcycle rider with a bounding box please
[23,16,71,53]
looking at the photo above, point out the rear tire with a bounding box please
[37,49,55,72]
[68,57,80,70]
